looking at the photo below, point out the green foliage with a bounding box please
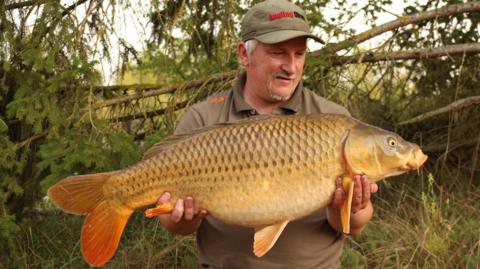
[143,127,171,151]
[37,129,142,193]
[0,117,22,257]
[0,214,21,263]
[0,1,144,259]
[340,246,365,269]
[0,118,7,132]
[420,174,452,258]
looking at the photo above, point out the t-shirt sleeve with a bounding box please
[174,107,206,135]
[304,89,351,117]
[325,102,350,117]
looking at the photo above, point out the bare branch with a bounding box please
[109,99,190,122]
[331,43,480,66]
[4,0,88,13]
[15,131,48,150]
[398,96,480,125]
[86,71,236,111]
[423,138,480,153]
[468,133,480,192]
[311,2,480,56]
[4,0,45,11]
[61,0,89,16]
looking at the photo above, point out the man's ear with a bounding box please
[237,42,249,66]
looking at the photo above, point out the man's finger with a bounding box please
[331,177,345,209]
[352,175,362,213]
[335,177,342,189]
[196,209,208,220]
[158,192,171,205]
[184,197,195,221]
[171,198,184,223]
[361,175,370,208]
[370,183,378,193]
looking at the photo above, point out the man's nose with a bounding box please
[281,54,297,74]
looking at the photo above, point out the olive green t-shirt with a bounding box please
[175,72,350,269]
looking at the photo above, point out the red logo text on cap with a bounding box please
[269,11,306,21]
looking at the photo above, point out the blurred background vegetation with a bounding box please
[1,0,479,268]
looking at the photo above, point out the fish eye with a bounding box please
[387,137,397,147]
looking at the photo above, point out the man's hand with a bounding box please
[157,192,208,235]
[327,175,378,235]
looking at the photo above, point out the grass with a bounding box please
[341,173,480,269]
[4,212,197,269]
[3,174,479,268]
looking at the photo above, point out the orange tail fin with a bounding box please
[48,172,133,267]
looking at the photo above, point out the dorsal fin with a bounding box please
[142,133,194,160]
[142,115,275,160]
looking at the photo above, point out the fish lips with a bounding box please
[402,148,428,171]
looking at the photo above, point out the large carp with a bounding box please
[48,114,428,266]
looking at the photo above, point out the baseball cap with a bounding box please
[240,0,324,44]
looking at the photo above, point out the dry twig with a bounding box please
[86,71,236,111]
[397,96,480,125]
[331,43,480,66]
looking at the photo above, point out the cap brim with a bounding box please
[255,30,325,44]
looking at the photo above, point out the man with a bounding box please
[158,0,378,268]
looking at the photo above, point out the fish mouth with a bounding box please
[406,148,428,170]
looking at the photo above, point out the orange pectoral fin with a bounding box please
[341,176,354,234]
[81,201,133,267]
[253,220,289,257]
[144,203,174,218]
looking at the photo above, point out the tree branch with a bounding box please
[109,99,190,123]
[15,131,48,150]
[4,0,45,11]
[86,71,236,111]
[398,96,480,125]
[107,80,219,122]
[423,138,480,153]
[61,0,89,16]
[331,43,480,66]
[311,2,480,56]
[4,0,88,13]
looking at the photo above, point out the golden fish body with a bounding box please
[48,114,428,266]
[108,114,351,227]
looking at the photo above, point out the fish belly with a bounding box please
[196,173,338,227]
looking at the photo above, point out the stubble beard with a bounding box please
[267,80,294,102]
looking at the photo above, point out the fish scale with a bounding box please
[48,113,428,266]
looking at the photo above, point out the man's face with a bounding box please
[241,37,307,102]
